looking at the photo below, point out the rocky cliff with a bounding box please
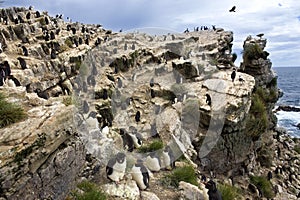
[0,6,299,200]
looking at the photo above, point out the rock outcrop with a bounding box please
[0,6,298,200]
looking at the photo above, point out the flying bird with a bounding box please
[256,33,264,38]
[229,6,236,12]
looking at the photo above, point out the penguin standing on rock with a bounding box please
[145,151,161,172]
[231,68,236,82]
[106,152,127,183]
[119,128,135,152]
[22,46,28,56]
[128,126,143,148]
[135,111,141,122]
[161,146,175,170]
[206,93,211,106]
[131,159,150,190]
[17,57,27,69]
[50,49,56,59]
[205,180,222,200]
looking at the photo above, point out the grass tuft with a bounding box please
[250,175,275,199]
[138,139,163,153]
[0,93,27,128]
[218,183,242,200]
[70,180,107,200]
[162,165,198,187]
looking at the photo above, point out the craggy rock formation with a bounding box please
[0,6,298,200]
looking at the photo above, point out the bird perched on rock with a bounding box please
[205,93,212,106]
[205,180,223,200]
[231,68,236,82]
[106,152,127,183]
[229,6,236,12]
[145,151,161,172]
[161,145,175,170]
[131,159,150,190]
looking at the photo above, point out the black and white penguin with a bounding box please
[205,180,222,200]
[238,75,244,83]
[119,128,135,152]
[117,77,122,88]
[67,24,71,31]
[101,121,109,137]
[135,111,141,122]
[128,126,143,148]
[85,38,89,45]
[44,17,49,25]
[17,15,24,23]
[35,88,49,100]
[161,146,175,170]
[55,28,61,35]
[267,171,272,181]
[73,38,79,47]
[14,18,19,24]
[71,27,76,34]
[17,57,27,69]
[22,46,28,56]
[150,123,159,138]
[3,61,11,77]
[26,12,31,20]
[106,152,127,183]
[82,100,89,114]
[44,32,50,41]
[7,75,21,87]
[78,37,83,45]
[145,151,161,172]
[231,69,236,82]
[35,11,41,18]
[206,93,211,106]
[150,78,154,87]
[81,26,85,33]
[0,68,5,86]
[150,89,155,98]
[102,88,108,100]
[50,49,56,59]
[50,31,55,40]
[131,159,150,190]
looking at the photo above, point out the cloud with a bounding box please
[2,0,300,66]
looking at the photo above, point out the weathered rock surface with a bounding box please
[0,6,297,200]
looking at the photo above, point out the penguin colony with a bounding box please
[0,5,107,95]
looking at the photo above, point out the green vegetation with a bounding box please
[0,93,27,128]
[62,96,74,106]
[218,183,242,200]
[245,93,268,139]
[138,139,163,153]
[70,180,107,200]
[39,18,46,25]
[243,43,263,63]
[250,176,275,199]
[294,145,300,154]
[162,165,198,187]
[65,38,74,48]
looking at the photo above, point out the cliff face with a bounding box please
[0,6,283,200]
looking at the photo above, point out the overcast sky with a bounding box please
[2,0,300,67]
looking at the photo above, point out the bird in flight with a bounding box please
[256,33,264,38]
[229,6,236,12]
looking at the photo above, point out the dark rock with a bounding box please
[275,105,300,112]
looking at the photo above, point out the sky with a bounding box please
[2,0,300,67]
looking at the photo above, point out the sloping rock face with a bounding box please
[0,6,280,200]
